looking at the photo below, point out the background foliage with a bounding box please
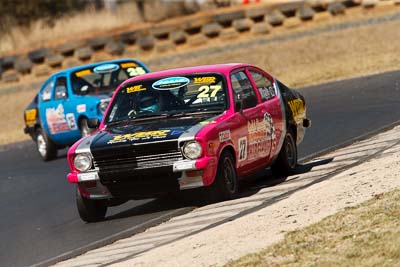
[0,0,88,31]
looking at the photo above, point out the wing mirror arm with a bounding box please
[235,100,243,114]
[87,118,100,129]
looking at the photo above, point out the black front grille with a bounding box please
[93,140,182,173]
[92,140,183,198]
[94,151,182,172]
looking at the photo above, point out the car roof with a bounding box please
[120,63,252,86]
[51,58,144,76]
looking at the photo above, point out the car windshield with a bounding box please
[70,61,148,96]
[105,73,228,124]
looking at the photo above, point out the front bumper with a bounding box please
[68,171,111,199]
[173,156,218,189]
[24,125,36,137]
[67,156,218,199]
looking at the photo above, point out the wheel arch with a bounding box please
[78,115,88,128]
[35,124,57,144]
[29,123,41,139]
[287,122,297,141]
[218,144,236,166]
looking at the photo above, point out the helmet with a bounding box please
[139,95,160,113]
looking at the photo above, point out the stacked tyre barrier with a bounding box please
[0,0,398,84]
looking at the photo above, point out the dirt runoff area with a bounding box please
[107,126,400,267]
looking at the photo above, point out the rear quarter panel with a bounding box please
[277,80,308,145]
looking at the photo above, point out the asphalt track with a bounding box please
[1,70,400,267]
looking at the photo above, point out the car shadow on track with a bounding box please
[105,197,195,221]
[238,158,334,198]
[104,158,333,222]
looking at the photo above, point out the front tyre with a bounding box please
[36,128,57,161]
[208,151,238,201]
[76,187,107,223]
[271,131,297,176]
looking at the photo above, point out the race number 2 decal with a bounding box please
[238,137,247,162]
[197,85,221,98]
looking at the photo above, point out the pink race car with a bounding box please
[67,64,311,222]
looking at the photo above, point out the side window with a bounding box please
[249,70,276,101]
[54,77,68,100]
[230,71,258,110]
[41,80,54,101]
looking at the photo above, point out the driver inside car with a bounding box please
[127,87,188,118]
[71,76,94,95]
[139,94,160,113]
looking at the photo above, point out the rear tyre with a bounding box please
[76,187,107,223]
[271,130,297,176]
[36,128,57,161]
[207,151,238,202]
[79,118,91,137]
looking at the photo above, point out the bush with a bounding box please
[0,0,86,31]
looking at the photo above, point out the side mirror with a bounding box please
[235,100,243,113]
[87,118,100,129]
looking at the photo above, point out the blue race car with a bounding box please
[23,58,150,161]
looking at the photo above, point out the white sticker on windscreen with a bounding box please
[152,77,190,90]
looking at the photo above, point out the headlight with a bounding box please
[182,141,202,160]
[74,153,93,172]
[98,100,110,114]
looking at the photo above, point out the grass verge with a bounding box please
[226,189,400,267]
[0,89,37,145]
[0,2,142,54]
